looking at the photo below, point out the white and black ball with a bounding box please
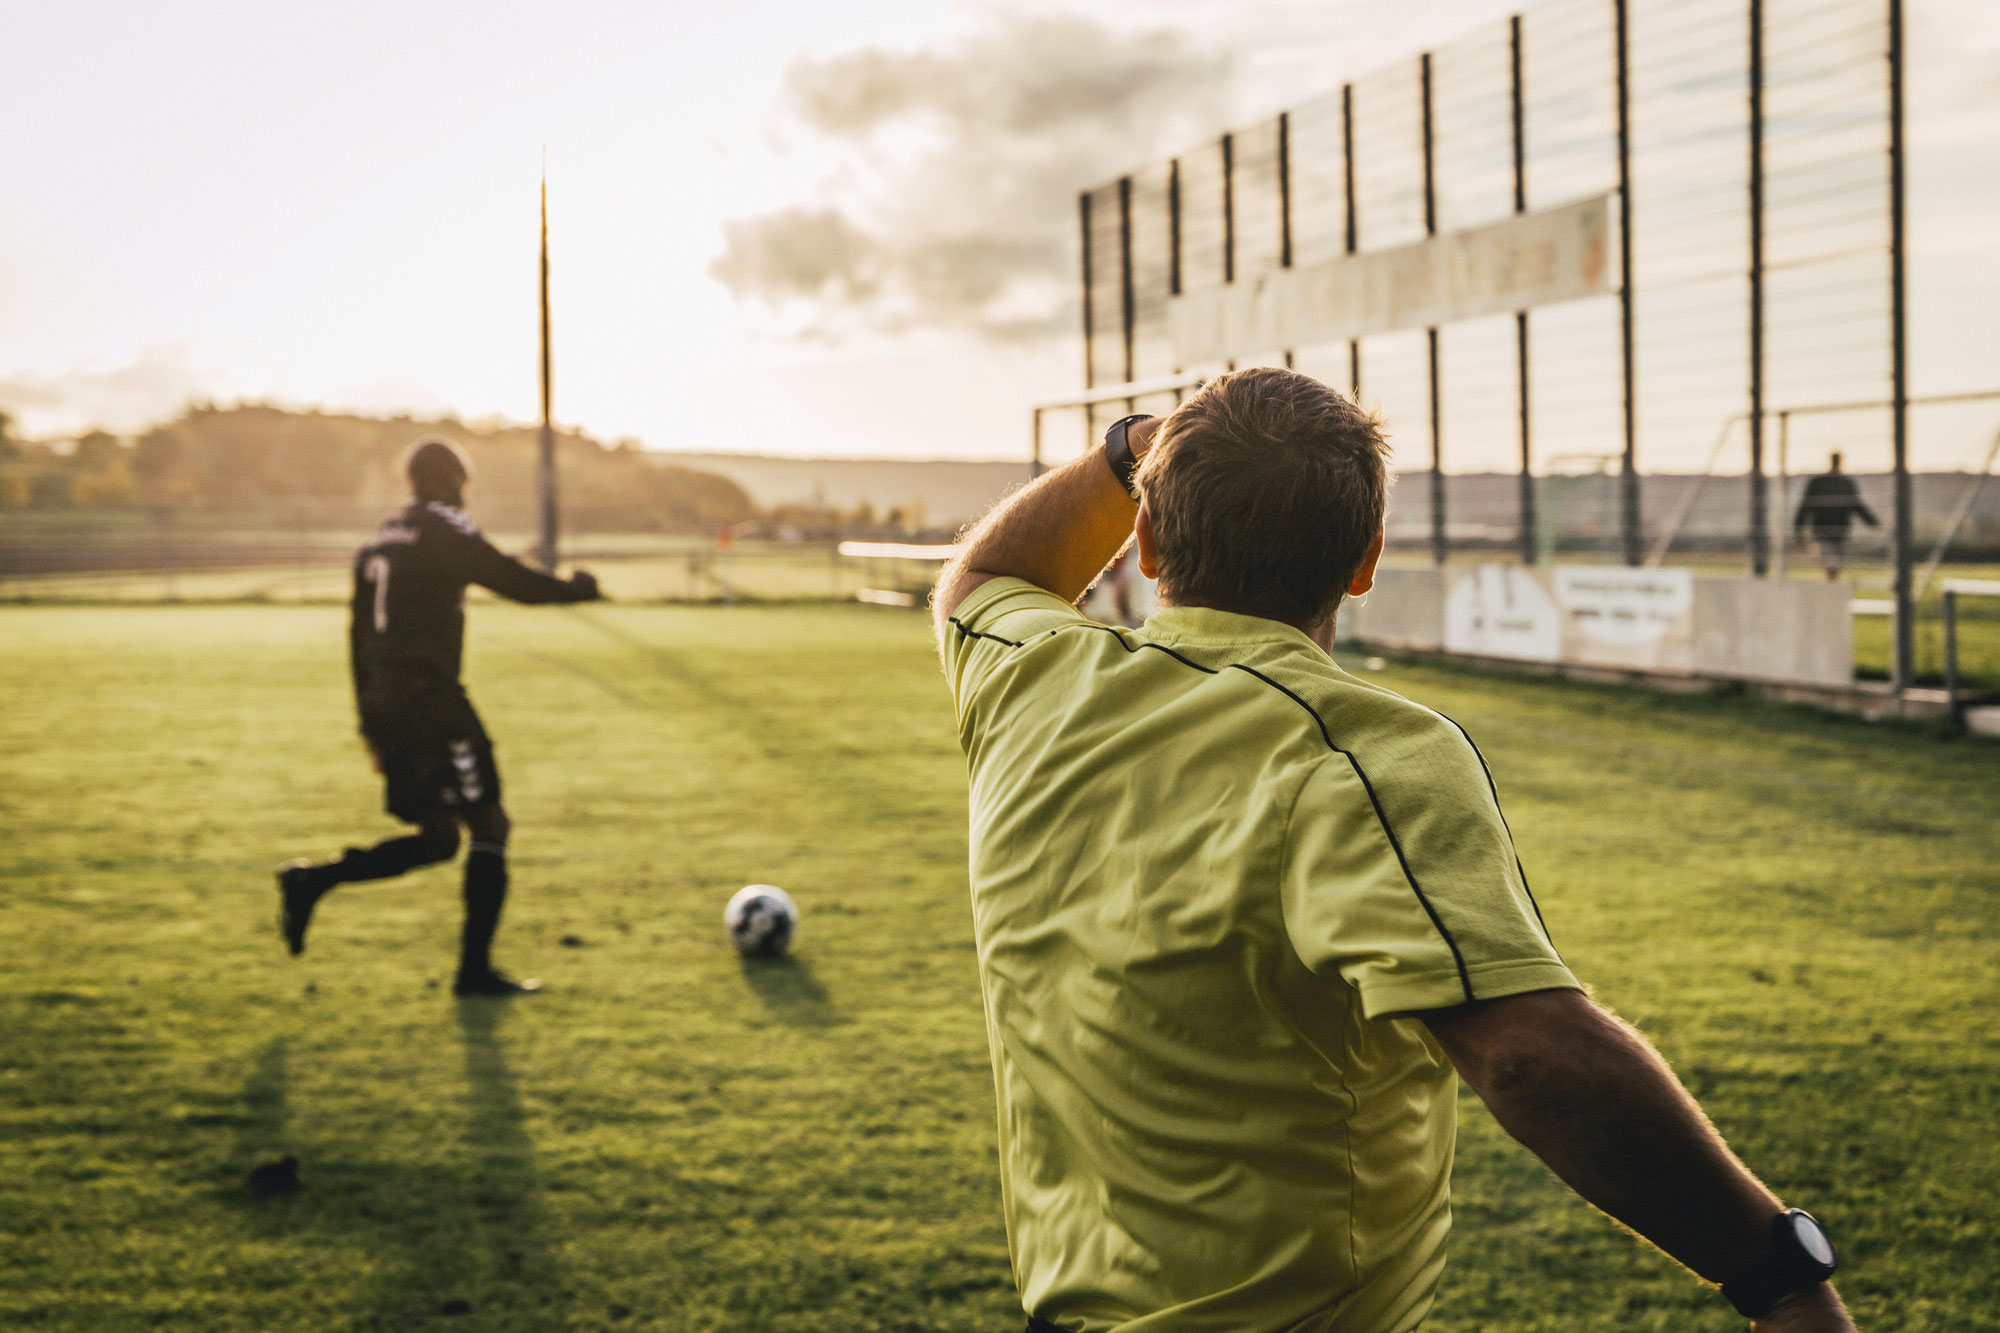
[724,884,798,958]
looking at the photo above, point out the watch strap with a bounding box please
[1103,414,1152,501]
[1721,1210,1838,1319]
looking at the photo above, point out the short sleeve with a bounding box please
[940,576,1085,719]
[1278,724,1579,1020]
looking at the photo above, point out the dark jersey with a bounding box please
[349,501,590,714]
[1794,473,1879,538]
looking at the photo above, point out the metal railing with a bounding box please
[1941,578,2000,729]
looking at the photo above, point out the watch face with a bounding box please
[1792,1214,1835,1267]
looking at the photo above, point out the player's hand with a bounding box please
[1751,1284,1856,1333]
[568,569,602,600]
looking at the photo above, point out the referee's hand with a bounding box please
[568,569,603,601]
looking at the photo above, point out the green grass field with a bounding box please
[3,602,1996,1331]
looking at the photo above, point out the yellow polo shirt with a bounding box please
[942,577,1578,1333]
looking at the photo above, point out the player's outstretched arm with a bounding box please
[461,534,603,605]
[1423,988,1857,1332]
[932,418,1159,647]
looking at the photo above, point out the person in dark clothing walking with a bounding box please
[276,438,601,995]
[1792,453,1879,580]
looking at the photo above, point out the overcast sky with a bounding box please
[3,0,1996,463]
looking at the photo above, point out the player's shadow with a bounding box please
[448,998,556,1299]
[223,1011,561,1328]
[233,1037,292,1177]
[739,955,842,1028]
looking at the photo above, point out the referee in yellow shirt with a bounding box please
[933,368,1854,1333]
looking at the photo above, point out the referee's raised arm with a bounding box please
[932,416,1159,653]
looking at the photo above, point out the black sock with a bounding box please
[314,835,446,892]
[459,843,509,977]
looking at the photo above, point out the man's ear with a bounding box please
[1348,528,1385,596]
[1135,503,1160,580]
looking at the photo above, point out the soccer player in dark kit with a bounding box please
[275,438,602,995]
[1793,452,1880,580]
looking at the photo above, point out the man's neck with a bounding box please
[1153,592,1337,653]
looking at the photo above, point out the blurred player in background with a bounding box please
[275,438,601,996]
[1793,452,1879,580]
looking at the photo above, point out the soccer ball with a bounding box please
[724,884,798,958]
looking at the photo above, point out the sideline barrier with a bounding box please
[1342,565,1852,690]
[1941,579,2000,732]
[837,540,958,611]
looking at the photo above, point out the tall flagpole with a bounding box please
[536,157,559,572]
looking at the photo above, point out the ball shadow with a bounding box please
[738,954,842,1028]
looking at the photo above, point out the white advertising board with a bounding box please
[1444,564,1697,671]
[1443,565,1562,662]
[1172,194,1614,365]
[1554,566,1696,671]
[1374,565,1849,689]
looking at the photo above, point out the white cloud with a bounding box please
[0,343,243,439]
[712,13,1239,344]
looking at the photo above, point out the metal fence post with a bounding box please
[1118,175,1136,386]
[1429,329,1446,566]
[1279,110,1295,369]
[537,172,559,573]
[1342,82,1357,257]
[1615,0,1641,567]
[1278,111,1293,270]
[1512,14,1536,565]
[1421,51,1446,566]
[1343,82,1361,401]
[1222,132,1236,287]
[1775,409,1791,576]
[1748,0,1769,576]
[1079,192,1095,397]
[1943,588,1961,728]
[1889,0,1915,691]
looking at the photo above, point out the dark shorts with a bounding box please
[362,685,502,824]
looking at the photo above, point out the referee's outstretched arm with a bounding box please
[1425,989,1855,1332]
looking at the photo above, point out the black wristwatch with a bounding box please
[1721,1209,1838,1319]
[1103,414,1153,501]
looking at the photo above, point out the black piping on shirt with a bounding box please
[948,618,1024,649]
[1435,712,1560,961]
[1227,662,1474,1003]
[960,616,1476,1004]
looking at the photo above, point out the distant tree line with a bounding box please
[0,405,756,533]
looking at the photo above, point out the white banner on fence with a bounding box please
[1385,564,1848,688]
[1171,194,1614,364]
[1554,566,1695,670]
[1443,563,1695,669]
[1443,565,1563,662]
